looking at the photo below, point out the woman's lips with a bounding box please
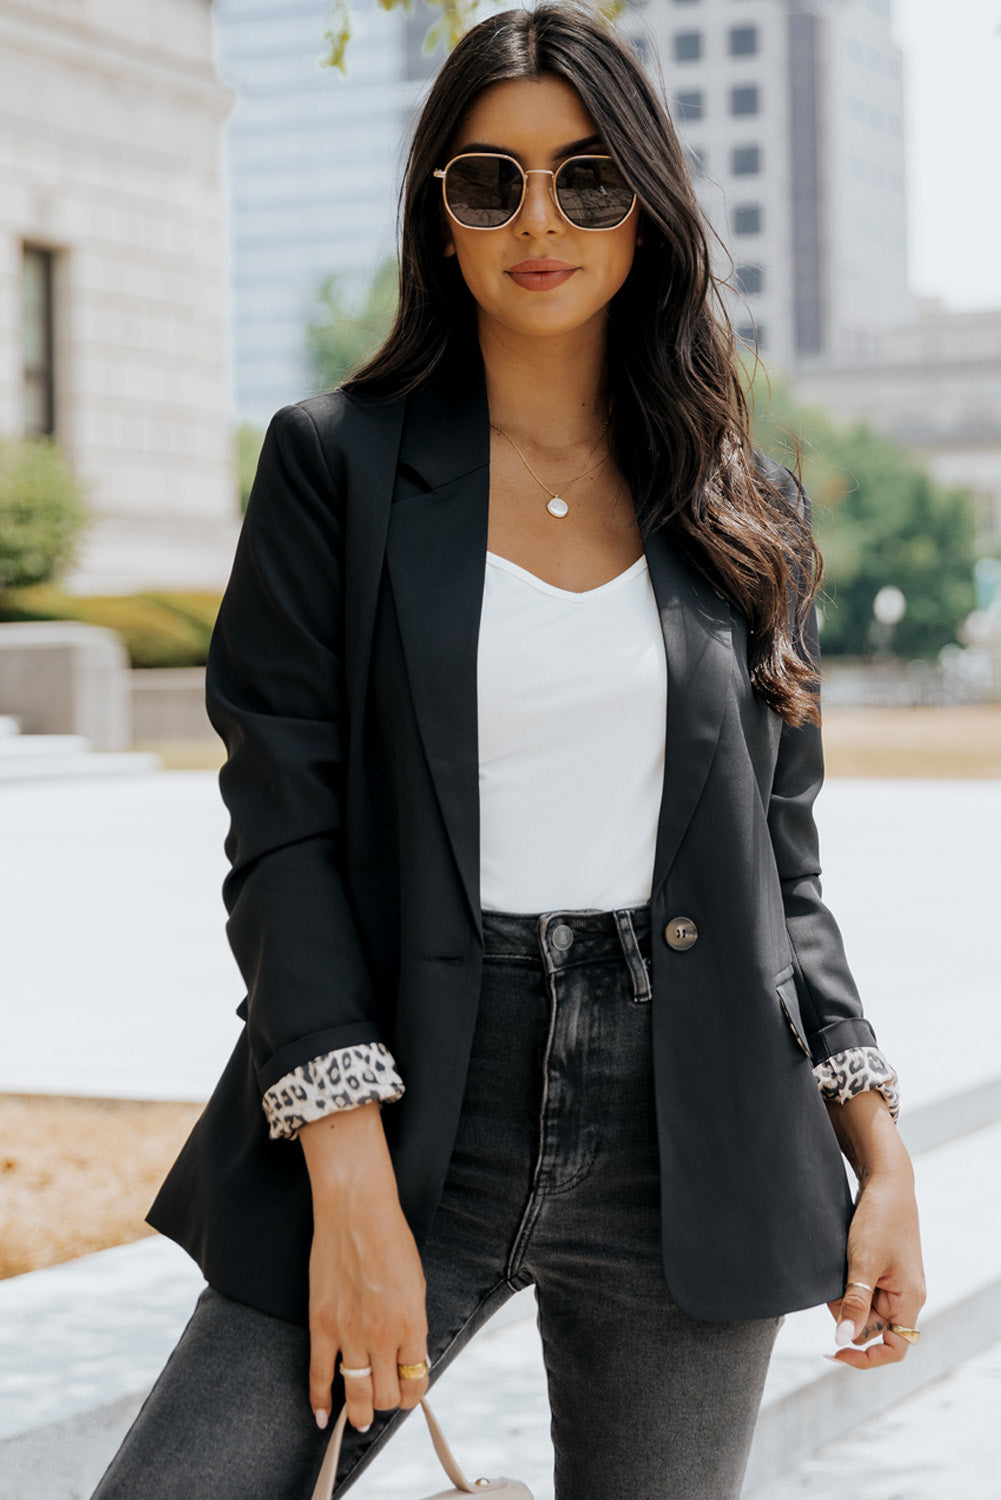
[506,261,578,291]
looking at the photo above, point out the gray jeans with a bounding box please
[92,906,781,1499]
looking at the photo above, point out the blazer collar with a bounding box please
[385,352,734,944]
[396,346,491,492]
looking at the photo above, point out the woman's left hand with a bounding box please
[824,1092,926,1370]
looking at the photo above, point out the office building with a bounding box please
[213,0,442,423]
[625,0,913,368]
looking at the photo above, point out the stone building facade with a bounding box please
[0,0,240,592]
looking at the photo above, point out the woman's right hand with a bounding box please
[299,1102,430,1433]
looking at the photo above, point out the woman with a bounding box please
[93,6,924,1497]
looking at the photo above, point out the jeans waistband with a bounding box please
[481,906,652,999]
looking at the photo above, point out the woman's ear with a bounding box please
[443,235,456,258]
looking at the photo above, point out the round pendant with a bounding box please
[547,496,569,518]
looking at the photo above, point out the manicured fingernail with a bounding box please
[835,1321,855,1347]
[315,1409,329,1431]
[823,1353,844,1363]
[357,1422,372,1433]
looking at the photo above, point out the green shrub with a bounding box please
[237,424,265,513]
[0,586,222,668]
[749,373,980,657]
[0,436,89,589]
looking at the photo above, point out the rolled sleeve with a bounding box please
[813,1045,900,1123]
[762,459,880,1060]
[262,1043,406,1141]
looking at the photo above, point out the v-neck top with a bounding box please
[476,548,668,913]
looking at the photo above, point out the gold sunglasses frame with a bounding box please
[432,152,638,232]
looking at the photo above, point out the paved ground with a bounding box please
[749,1338,1001,1499]
[4,1235,1000,1499]
[3,770,1000,1495]
[3,772,1000,1106]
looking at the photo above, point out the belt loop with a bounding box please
[615,908,652,1002]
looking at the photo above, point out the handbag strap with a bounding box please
[310,1398,478,1500]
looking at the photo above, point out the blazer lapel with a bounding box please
[644,527,734,895]
[385,355,491,942]
[385,348,736,937]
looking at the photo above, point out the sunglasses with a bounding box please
[433,152,637,231]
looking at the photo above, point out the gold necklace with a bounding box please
[490,413,612,519]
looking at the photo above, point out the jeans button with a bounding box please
[551,923,574,951]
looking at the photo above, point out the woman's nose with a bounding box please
[517,170,564,235]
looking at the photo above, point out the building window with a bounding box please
[736,323,764,351]
[731,145,761,175]
[675,90,704,121]
[732,204,761,235]
[672,0,700,5]
[22,245,55,437]
[674,31,703,62]
[629,34,650,62]
[729,25,758,57]
[736,264,763,295]
[730,85,759,116]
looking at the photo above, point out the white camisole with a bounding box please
[477,548,668,914]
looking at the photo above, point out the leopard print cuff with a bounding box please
[813,1046,900,1122]
[262,1043,405,1141]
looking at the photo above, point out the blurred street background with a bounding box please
[1,0,999,1494]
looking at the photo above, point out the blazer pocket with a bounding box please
[774,963,812,1060]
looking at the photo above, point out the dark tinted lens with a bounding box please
[444,155,524,227]
[555,157,634,228]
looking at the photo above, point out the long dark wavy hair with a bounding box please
[343,2,822,726]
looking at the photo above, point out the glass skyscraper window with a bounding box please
[731,145,761,175]
[730,85,759,116]
[675,90,704,121]
[674,31,703,61]
[729,26,758,57]
[732,205,762,235]
[736,264,763,295]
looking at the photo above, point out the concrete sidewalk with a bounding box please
[2,1200,1000,1500]
[3,770,1000,1495]
[3,772,999,1106]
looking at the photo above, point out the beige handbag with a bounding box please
[310,1398,535,1499]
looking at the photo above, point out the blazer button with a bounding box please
[665,916,698,951]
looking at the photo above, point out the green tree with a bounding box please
[319,0,624,74]
[236,423,266,514]
[306,256,399,393]
[0,436,89,590]
[748,374,979,658]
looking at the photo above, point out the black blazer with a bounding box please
[149,353,878,1326]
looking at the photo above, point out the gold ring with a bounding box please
[845,1281,874,1294]
[397,1360,430,1380]
[889,1325,921,1345]
[339,1363,373,1378]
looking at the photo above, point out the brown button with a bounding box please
[664,916,698,951]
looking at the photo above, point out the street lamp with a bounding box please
[869,585,906,655]
[873,586,907,627]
